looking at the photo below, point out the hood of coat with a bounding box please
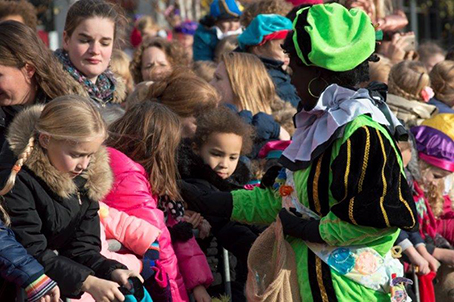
[178,142,251,191]
[6,105,113,201]
[59,61,126,105]
[387,93,438,121]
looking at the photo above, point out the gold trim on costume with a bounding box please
[342,139,351,201]
[376,129,391,227]
[315,257,329,302]
[313,154,324,215]
[398,173,416,229]
[358,126,370,192]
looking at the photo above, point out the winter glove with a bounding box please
[260,166,282,189]
[278,208,325,243]
[168,222,194,243]
[178,180,233,217]
[141,240,160,280]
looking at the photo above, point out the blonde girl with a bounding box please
[386,60,437,127]
[0,96,141,301]
[429,60,454,113]
[55,0,127,107]
[211,52,295,136]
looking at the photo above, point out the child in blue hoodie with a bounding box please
[193,0,243,61]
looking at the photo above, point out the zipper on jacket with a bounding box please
[76,191,82,205]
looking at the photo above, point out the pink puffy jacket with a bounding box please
[73,202,161,302]
[103,148,212,301]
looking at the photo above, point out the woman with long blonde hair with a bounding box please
[211,52,295,136]
[0,96,141,301]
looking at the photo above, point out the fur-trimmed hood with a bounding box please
[178,142,251,191]
[6,105,113,201]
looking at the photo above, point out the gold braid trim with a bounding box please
[349,127,371,225]
[313,153,324,216]
[358,126,370,192]
[315,257,329,302]
[343,139,351,201]
[398,172,417,229]
[377,129,391,227]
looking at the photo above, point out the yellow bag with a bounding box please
[246,217,301,302]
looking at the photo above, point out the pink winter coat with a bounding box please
[103,148,212,301]
[73,202,161,302]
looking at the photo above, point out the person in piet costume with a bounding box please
[180,3,418,301]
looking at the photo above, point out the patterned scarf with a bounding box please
[55,49,116,105]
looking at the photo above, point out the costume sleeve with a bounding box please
[320,126,418,246]
[231,186,281,225]
[4,177,94,298]
[59,198,126,281]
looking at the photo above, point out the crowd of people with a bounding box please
[1,0,454,301]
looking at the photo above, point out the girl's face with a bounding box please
[176,33,194,50]
[210,62,236,108]
[216,20,240,33]
[255,39,289,69]
[63,17,114,83]
[0,64,36,106]
[141,46,172,82]
[421,164,452,188]
[197,132,242,179]
[40,134,104,178]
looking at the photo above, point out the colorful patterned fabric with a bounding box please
[25,274,57,302]
[55,48,116,105]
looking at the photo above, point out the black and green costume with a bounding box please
[232,114,417,301]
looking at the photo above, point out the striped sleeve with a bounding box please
[25,274,57,302]
[329,126,418,231]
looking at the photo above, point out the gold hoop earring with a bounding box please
[308,77,329,98]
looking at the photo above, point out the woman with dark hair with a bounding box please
[0,21,84,148]
[180,3,418,301]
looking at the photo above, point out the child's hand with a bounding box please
[417,245,440,272]
[406,246,430,275]
[193,285,211,302]
[184,212,204,229]
[82,275,125,302]
[198,219,211,239]
[39,285,60,302]
[111,269,144,289]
